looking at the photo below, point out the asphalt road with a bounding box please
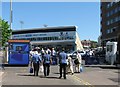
[1,65,120,86]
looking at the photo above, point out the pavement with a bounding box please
[1,65,120,86]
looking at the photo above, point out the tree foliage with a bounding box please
[90,41,98,48]
[0,18,12,47]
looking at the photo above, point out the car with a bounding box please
[0,47,3,50]
[67,50,86,59]
[79,51,86,56]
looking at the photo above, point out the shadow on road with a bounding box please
[53,73,60,74]
[108,78,120,83]
[53,72,81,75]
[74,72,81,73]
[39,75,59,79]
[114,71,120,73]
[45,76,59,79]
[100,66,120,69]
[17,74,35,77]
[17,73,61,79]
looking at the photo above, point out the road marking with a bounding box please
[71,75,94,87]
[0,72,4,82]
[23,69,27,72]
[0,72,4,76]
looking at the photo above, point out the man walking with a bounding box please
[31,51,42,76]
[43,51,52,77]
[59,48,68,79]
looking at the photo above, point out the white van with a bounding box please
[106,41,117,65]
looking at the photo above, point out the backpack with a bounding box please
[80,66,83,72]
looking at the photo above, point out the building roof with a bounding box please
[8,39,30,43]
[12,26,77,35]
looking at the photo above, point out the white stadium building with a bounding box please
[12,26,83,51]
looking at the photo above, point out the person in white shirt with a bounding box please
[66,55,74,75]
[51,48,57,65]
[89,50,93,57]
[74,51,82,73]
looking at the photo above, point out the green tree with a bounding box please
[0,18,12,47]
[90,41,98,48]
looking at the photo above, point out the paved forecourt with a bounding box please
[1,65,119,86]
[2,66,88,85]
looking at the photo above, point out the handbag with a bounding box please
[40,65,43,73]
[80,66,83,72]
[74,59,80,65]
[29,67,33,73]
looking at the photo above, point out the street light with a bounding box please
[20,21,24,29]
[43,24,48,27]
[10,0,12,39]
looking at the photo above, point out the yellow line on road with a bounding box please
[0,72,4,76]
[1,72,6,82]
[71,75,94,87]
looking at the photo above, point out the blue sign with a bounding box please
[8,40,30,65]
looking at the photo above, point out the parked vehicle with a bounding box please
[105,41,117,65]
[67,50,86,59]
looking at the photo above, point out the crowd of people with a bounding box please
[84,49,100,65]
[30,47,82,79]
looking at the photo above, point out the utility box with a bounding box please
[8,40,30,65]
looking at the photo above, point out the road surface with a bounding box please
[1,65,119,87]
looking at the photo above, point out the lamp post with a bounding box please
[43,24,48,27]
[10,0,12,39]
[20,21,24,29]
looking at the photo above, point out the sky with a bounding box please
[2,2,101,41]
